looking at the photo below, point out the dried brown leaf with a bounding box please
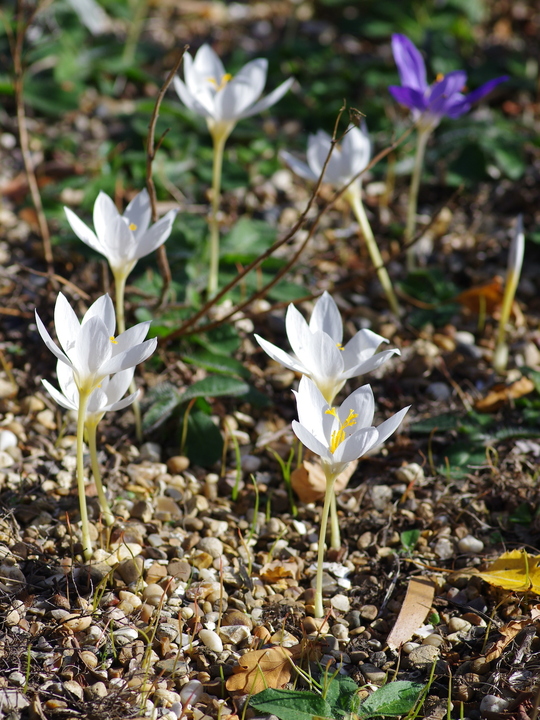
[386,577,436,650]
[225,645,294,694]
[475,377,535,413]
[290,459,357,503]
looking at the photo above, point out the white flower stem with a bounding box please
[113,269,143,442]
[314,471,337,618]
[405,128,431,271]
[86,419,114,527]
[207,131,228,298]
[494,269,519,374]
[76,390,93,561]
[346,185,401,316]
[329,492,340,551]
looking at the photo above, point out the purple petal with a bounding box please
[463,75,509,106]
[389,85,427,112]
[427,71,467,115]
[391,34,428,92]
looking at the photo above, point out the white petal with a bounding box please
[174,76,203,115]
[87,386,109,415]
[35,310,72,369]
[236,76,294,119]
[134,210,177,260]
[192,44,226,85]
[373,406,410,450]
[56,361,79,405]
[340,383,375,430]
[292,420,330,461]
[341,124,371,180]
[342,348,400,380]
[72,316,112,386]
[294,376,328,441]
[307,129,343,184]
[41,379,76,411]
[254,335,306,375]
[100,338,157,375]
[103,367,135,404]
[93,191,120,246]
[335,426,379,464]
[54,293,81,358]
[83,294,116,336]
[113,321,151,354]
[342,328,388,368]
[64,207,102,254]
[124,189,152,237]
[309,292,342,343]
[104,389,139,413]
[279,151,318,182]
[214,58,267,120]
[302,331,344,389]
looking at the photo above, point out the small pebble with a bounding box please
[198,629,223,653]
[330,594,350,613]
[0,429,17,451]
[359,663,386,685]
[426,382,451,401]
[371,485,392,511]
[218,625,251,644]
[241,455,261,473]
[434,537,454,560]
[422,634,444,648]
[331,623,349,641]
[480,695,511,715]
[140,442,161,462]
[448,617,472,633]
[408,644,440,668]
[196,537,223,559]
[143,584,166,607]
[360,605,378,622]
[458,535,484,554]
[179,679,203,707]
[455,331,475,346]
[167,456,190,473]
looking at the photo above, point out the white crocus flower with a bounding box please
[174,44,294,142]
[42,362,138,425]
[281,124,371,189]
[35,293,156,395]
[293,376,410,479]
[255,292,399,404]
[64,189,176,280]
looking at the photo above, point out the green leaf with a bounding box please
[324,674,360,716]
[179,375,250,403]
[184,410,223,467]
[142,383,182,433]
[220,217,277,263]
[359,681,424,718]
[182,351,250,379]
[191,325,241,356]
[249,689,333,720]
[410,414,459,434]
[400,529,421,552]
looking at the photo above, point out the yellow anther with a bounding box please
[110,336,118,344]
[129,223,138,231]
[207,73,233,91]
[325,408,358,453]
[435,72,445,82]
[336,343,344,351]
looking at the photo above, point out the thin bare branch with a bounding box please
[146,46,188,309]
[13,0,55,276]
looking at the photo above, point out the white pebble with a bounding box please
[458,535,484,554]
[0,430,17,451]
[198,629,223,653]
[480,695,511,715]
[179,679,203,707]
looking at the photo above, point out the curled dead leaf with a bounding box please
[225,645,294,695]
[259,559,301,583]
[290,459,358,503]
[475,377,534,413]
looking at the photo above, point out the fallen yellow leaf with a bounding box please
[474,549,540,593]
[225,645,294,695]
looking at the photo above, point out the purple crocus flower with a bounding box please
[389,34,508,130]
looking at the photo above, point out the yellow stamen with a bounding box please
[325,408,358,453]
[207,73,233,91]
[435,73,445,82]
[110,336,118,344]
[336,343,344,351]
[129,223,137,231]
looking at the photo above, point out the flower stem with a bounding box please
[346,185,401,316]
[405,128,431,270]
[76,390,92,561]
[494,270,519,374]
[207,131,228,297]
[314,471,336,618]
[86,419,114,527]
[113,269,143,442]
[329,491,340,551]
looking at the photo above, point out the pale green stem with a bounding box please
[346,185,401,316]
[405,128,431,271]
[494,270,520,374]
[76,390,92,561]
[86,418,114,527]
[314,471,337,618]
[113,268,143,441]
[207,131,228,297]
[329,491,340,551]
